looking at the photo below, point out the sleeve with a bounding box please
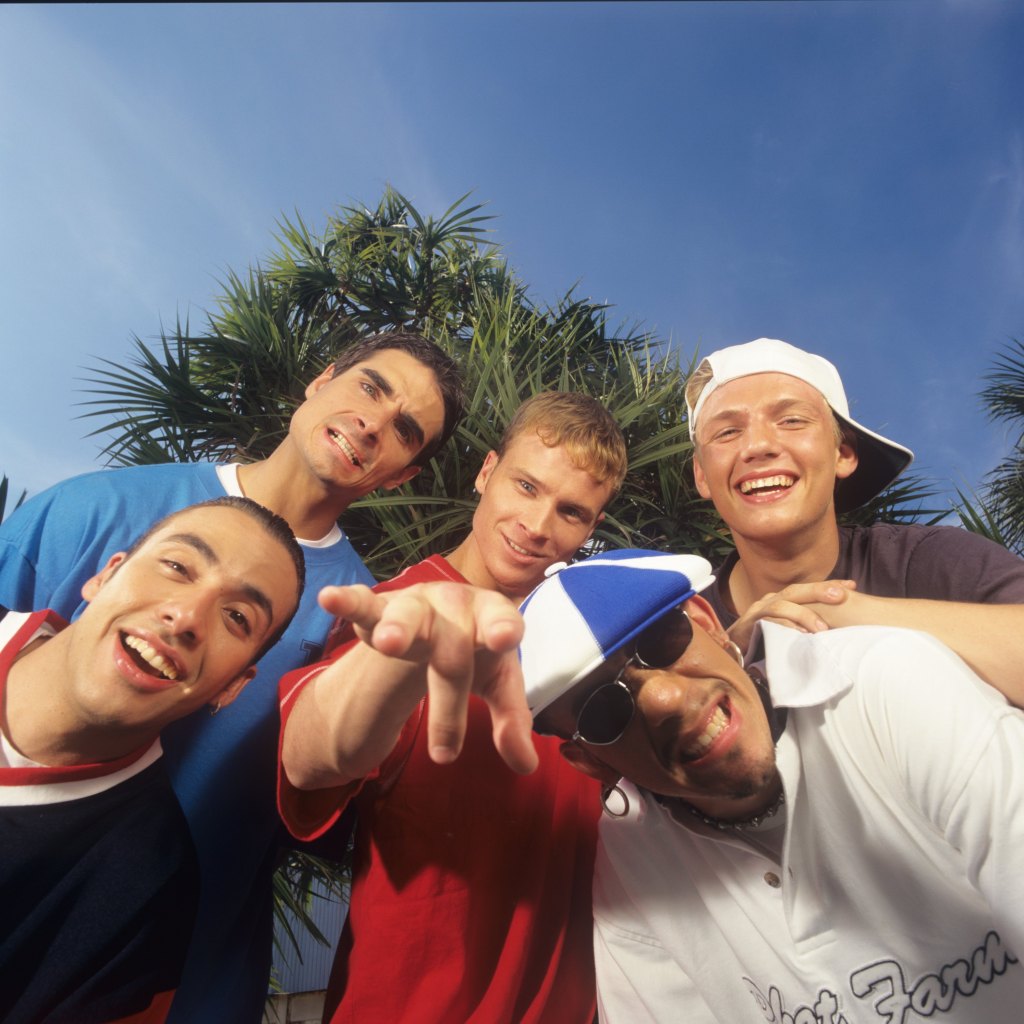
[276,556,450,839]
[0,473,138,617]
[854,632,1024,953]
[276,648,377,841]
[0,484,75,612]
[902,526,1024,604]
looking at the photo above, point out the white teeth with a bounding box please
[329,430,361,467]
[739,475,794,495]
[124,635,178,680]
[507,538,531,556]
[685,705,728,758]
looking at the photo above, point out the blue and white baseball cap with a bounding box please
[518,549,715,717]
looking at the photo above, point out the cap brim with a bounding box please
[835,417,914,513]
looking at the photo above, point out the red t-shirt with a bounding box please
[278,556,600,1024]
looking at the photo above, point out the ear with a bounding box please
[683,594,728,645]
[557,740,622,787]
[81,552,127,602]
[304,364,337,400]
[210,666,257,710]
[834,438,859,481]
[474,450,500,493]
[692,452,712,500]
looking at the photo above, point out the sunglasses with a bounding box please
[571,606,695,745]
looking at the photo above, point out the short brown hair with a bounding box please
[498,392,628,496]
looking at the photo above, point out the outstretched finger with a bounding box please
[478,653,539,775]
[421,599,479,764]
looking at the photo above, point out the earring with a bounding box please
[209,702,221,717]
[601,783,630,818]
[724,640,745,668]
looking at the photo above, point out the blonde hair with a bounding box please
[499,392,628,495]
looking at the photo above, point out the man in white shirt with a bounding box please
[520,548,1024,1023]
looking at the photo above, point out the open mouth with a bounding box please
[679,702,731,762]
[122,634,179,682]
[328,429,362,467]
[738,474,795,497]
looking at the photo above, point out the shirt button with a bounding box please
[763,871,782,888]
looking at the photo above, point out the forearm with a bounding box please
[281,644,426,790]
[817,593,1024,707]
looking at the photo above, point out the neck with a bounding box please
[727,522,841,617]
[5,635,157,766]
[237,449,350,540]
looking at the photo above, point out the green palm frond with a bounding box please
[973,338,1024,554]
[271,850,350,962]
[1,475,27,524]
[952,487,1015,549]
[980,338,1024,426]
[838,474,947,529]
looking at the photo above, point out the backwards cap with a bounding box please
[686,338,913,513]
[519,549,715,717]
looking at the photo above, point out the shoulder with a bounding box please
[373,555,464,594]
[838,523,1024,602]
[4,463,221,524]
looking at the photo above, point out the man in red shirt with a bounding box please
[278,392,628,1023]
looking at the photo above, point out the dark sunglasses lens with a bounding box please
[635,609,693,669]
[577,683,635,745]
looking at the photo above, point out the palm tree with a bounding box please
[77,189,726,576]
[954,338,1024,555]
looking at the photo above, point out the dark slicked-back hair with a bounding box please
[122,496,305,660]
[329,331,466,465]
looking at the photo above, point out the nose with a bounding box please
[158,595,208,646]
[630,668,690,730]
[351,410,381,445]
[739,418,779,460]
[516,501,555,541]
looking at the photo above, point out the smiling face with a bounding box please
[288,349,446,503]
[538,597,780,821]
[449,430,615,602]
[691,372,857,549]
[68,504,300,736]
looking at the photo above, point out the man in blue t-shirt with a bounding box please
[0,331,466,1023]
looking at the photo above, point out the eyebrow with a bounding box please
[703,395,823,426]
[362,368,427,450]
[510,465,601,522]
[163,533,275,627]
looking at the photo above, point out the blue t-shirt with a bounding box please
[0,462,374,1023]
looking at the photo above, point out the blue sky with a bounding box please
[2,2,1022,513]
